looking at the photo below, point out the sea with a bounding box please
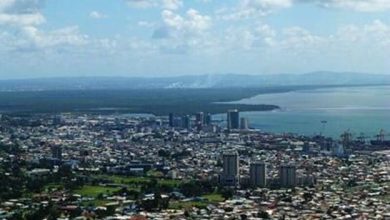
[223,85,390,139]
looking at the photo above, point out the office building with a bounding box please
[227,109,240,130]
[221,151,240,186]
[168,113,174,127]
[279,164,296,188]
[250,162,266,187]
[195,112,204,129]
[240,117,249,130]
[51,145,62,161]
[205,113,212,125]
[182,115,191,129]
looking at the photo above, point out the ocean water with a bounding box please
[229,86,390,139]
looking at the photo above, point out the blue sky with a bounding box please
[0,0,389,79]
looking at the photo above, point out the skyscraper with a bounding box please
[222,151,240,186]
[168,113,174,127]
[51,145,62,161]
[205,113,212,125]
[227,109,239,130]
[195,112,204,130]
[250,162,266,187]
[182,115,191,129]
[240,117,249,130]
[279,164,297,188]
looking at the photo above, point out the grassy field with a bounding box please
[98,175,182,188]
[73,185,121,198]
[169,193,225,210]
[202,193,224,203]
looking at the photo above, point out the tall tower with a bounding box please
[250,162,266,188]
[240,118,248,130]
[205,113,212,125]
[182,115,191,129]
[227,109,239,130]
[279,164,296,188]
[222,152,240,186]
[51,145,63,161]
[168,113,174,127]
[195,112,204,130]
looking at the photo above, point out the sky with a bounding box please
[0,0,389,79]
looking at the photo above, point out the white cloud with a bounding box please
[21,26,88,49]
[89,11,107,19]
[0,0,95,53]
[305,0,390,12]
[162,0,183,10]
[0,13,44,26]
[0,0,45,27]
[155,9,211,38]
[0,0,44,14]
[138,20,155,28]
[217,0,292,20]
[125,0,158,8]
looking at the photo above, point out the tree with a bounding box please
[220,188,234,200]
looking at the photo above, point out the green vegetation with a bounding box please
[0,87,297,115]
[168,193,225,210]
[169,201,208,210]
[73,185,120,198]
[202,193,225,203]
[97,175,182,188]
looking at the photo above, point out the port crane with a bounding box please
[340,130,353,147]
[374,129,390,142]
[371,129,390,146]
[356,132,370,144]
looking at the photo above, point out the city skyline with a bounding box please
[0,0,389,79]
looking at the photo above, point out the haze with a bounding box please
[0,0,389,79]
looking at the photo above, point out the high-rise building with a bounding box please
[182,115,191,129]
[249,162,266,187]
[227,109,239,130]
[51,145,62,161]
[240,117,249,130]
[168,113,174,127]
[222,152,240,186]
[196,112,204,124]
[205,113,212,125]
[279,164,297,188]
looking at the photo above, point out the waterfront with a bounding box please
[232,86,390,138]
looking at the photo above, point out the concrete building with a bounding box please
[205,113,212,125]
[249,161,266,187]
[279,164,296,188]
[51,145,62,161]
[168,113,174,127]
[227,109,239,130]
[221,151,240,186]
[181,115,191,130]
[195,112,204,130]
[240,118,249,130]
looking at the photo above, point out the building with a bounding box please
[279,164,296,188]
[195,112,204,130]
[181,115,191,129]
[249,162,266,187]
[302,142,310,154]
[168,113,174,127]
[221,151,240,186]
[227,109,240,130]
[51,145,62,161]
[205,113,212,125]
[240,118,249,130]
